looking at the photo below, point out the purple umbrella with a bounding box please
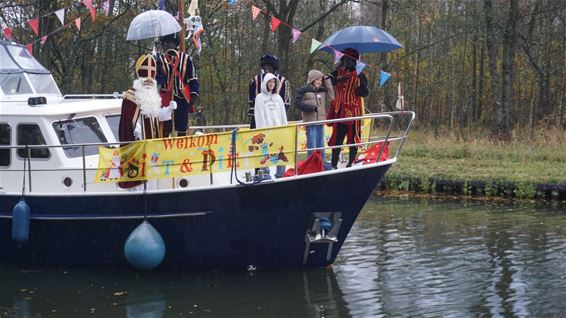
[319,26,403,54]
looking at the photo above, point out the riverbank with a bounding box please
[383,128,566,200]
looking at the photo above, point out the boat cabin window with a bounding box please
[0,73,33,95]
[17,124,50,159]
[105,114,120,139]
[0,123,10,166]
[52,117,108,158]
[26,74,60,95]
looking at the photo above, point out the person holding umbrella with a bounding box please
[327,48,369,169]
[156,33,200,136]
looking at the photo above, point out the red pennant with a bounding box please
[89,7,96,21]
[82,0,93,9]
[28,18,39,36]
[26,43,33,55]
[41,35,48,45]
[270,16,281,32]
[2,28,12,41]
[251,6,260,20]
[75,18,81,31]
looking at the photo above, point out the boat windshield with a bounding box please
[0,45,19,72]
[52,116,108,158]
[0,42,61,96]
[5,44,48,71]
[105,114,120,139]
[0,73,33,95]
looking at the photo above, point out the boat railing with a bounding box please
[62,93,122,100]
[0,111,414,193]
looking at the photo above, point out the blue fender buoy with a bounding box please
[124,221,165,270]
[12,199,30,245]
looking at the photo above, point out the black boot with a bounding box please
[346,147,357,167]
[331,148,341,169]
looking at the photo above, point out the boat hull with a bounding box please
[0,164,390,270]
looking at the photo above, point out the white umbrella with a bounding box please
[126,10,181,41]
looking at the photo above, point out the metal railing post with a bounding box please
[26,146,32,193]
[295,124,299,176]
[82,145,87,191]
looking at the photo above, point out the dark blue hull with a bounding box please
[0,164,391,270]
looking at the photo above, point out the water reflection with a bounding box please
[1,197,566,317]
[0,266,349,317]
[335,197,566,317]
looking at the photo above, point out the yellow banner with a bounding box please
[95,125,297,183]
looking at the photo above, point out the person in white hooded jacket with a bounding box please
[254,72,288,178]
[254,73,288,128]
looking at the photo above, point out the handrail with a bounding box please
[62,93,122,100]
[0,112,415,193]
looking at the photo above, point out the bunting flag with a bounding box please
[356,61,366,75]
[2,28,12,41]
[55,9,65,25]
[333,49,344,64]
[89,7,96,21]
[379,70,391,86]
[310,38,321,53]
[251,6,260,20]
[75,17,81,31]
[229,0,237,4]
[28,18,39,35]
[102,0,110,15]
[40,35,48,45]
[25,44,33,54]
[270,16,281,32]
[157,0,165,10]
[291,28,301,43]
[82,0,93,9]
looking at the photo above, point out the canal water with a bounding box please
[1,197,565,317]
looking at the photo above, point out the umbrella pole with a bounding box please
[178,0,185,52]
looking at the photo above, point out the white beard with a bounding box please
[133,79,162,118]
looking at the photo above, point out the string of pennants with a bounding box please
[228,0,394,86]
[1,0,110,54]
[1,0,395,86]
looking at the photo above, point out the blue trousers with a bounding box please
[306,124,325,161]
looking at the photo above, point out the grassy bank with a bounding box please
[385,128,566,199]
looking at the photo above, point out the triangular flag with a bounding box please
[89,7,96,22]
[251,6,260,20]
[379,70,391,86]
[40,35,48,45]
[82,0,93,9]
[333,49,344,64]
[55,9,65,25]
[310,39,321,53]
[356,61,367,75]
[157,0,165,10]
[270,16,281,32]
[291,28,301,43]
[102,0,110,15]
[229,0,237,4]
[25,44,33,55]
[28,18,39,36]
[2,28,12,41]
[75,18,81,31]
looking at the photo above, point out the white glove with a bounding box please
[157,101,177,121]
